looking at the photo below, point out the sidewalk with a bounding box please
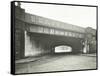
[15,54,52,64]
[15,56,41,64]
[80,53,97,57]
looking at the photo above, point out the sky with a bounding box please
[17,2,97,29]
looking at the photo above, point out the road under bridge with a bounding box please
[14,4,96,59]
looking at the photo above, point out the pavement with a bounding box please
[15,53,97,74]
[16,53,96,64]
[15,54,52,64]
[80,53,97,57]
[15,57,40,64]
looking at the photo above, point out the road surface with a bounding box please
[15,54,97,74]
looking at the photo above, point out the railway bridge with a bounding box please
[14,5,96,59]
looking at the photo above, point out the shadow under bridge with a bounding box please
[25,32,84,57]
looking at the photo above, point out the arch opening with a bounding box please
[54,45,72,53]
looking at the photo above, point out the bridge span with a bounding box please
[14,5,96,59]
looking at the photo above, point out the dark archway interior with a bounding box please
[25,32,84,57]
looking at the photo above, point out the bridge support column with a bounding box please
[25,31,52,57]
[83,40,89,54]
[25,31,43,57]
